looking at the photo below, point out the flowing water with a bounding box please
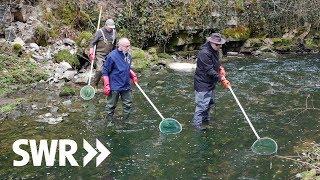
[0,54,319,179]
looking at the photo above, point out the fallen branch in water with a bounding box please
[277,94,320,121]
[276,142,320,175]
[275,155,320,171]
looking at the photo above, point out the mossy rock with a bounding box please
[305,38,319,50]
[272,38,296,52]
[59,85,76,97]
[272,38,293,46]
[76,31,93,48]
[0,54,48,96]
[243,38,264,48]
[0,102,18,113]
[54,1,91,30]
[34,25,49,46]
[54,49,79,68]
[12,43,22,55]
[131,47,150,71]
[223,26,251,41]
[158,53,172,59]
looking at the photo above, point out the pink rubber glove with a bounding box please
[103,76,110,96]
[129,69,138,84]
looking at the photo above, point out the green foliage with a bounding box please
[0,54,48,96]
[76,31,93,48]
[59,85,76,97]
[271,38,295,52]
[54,0,92,30]
[272,38,295,52]
[305,38,318,49]
[35,25,49,46]
[272,38,293,46]
[234,0,245,13]
[223,26,251,41]
[158,53,172,59]
[0,103,17,113]
[12,44,22,55]
[131,47,150,71]
[0,87,11,96]
[53,49,79,68]
[118,0,217,48]
[147,47,159,61]
[240,1,268,37]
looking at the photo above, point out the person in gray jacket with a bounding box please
[89,19,117,90]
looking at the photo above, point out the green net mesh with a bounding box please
[251,137,278,155]
[159,118,182,134]
[80,85,95,100]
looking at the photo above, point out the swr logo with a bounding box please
[12,139,110,167]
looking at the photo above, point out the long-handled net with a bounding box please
[228,86,278,155]
[80,7,102,100]
[135,83,182,134]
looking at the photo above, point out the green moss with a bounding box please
[147,47,159,61]
[272,38,295,52]
[35,25,49,46]
[0,99,23,113]
[132,48,146,60]
[54,49,79,68]
[272,38,292,46]
[54,1,92,30]
[119,0,218,47]
[223,26,251,41]
[76,31,93,48]
[131,47,150,71]
[243,38,264,47]
[57,2,76,25]
[235,0,245,13]
[0,103,17,113]
[0,87,11,96]
[59,85,76,97]
[305,38,318,49]
[12,44,22,55]
[0,54,48,96]
[48,27,60,39]
[158,53,172,59]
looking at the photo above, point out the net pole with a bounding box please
[228,86,261,139]
[88,6,102,85]
[135,83,165,119]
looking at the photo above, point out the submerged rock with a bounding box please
[36,113,64,124]
[168,62,196,73]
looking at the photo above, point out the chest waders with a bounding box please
[93,29,116,88]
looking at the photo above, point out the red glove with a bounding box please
[129,69,138,84]
[103,76,111,96]
[221,79,231,89]
[219,66,226,77]
[89,47,95,62]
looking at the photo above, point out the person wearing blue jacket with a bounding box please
[102,38,138,120]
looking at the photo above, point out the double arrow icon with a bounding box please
[83,139,111,167]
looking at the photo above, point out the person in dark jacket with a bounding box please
[193,33,230,130]
[102,38,138,120]
[89,19,117,90]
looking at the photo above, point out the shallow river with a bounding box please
[0,54,319,179]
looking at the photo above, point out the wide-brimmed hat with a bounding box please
[105,19,115,29]
[207,33,226,45]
